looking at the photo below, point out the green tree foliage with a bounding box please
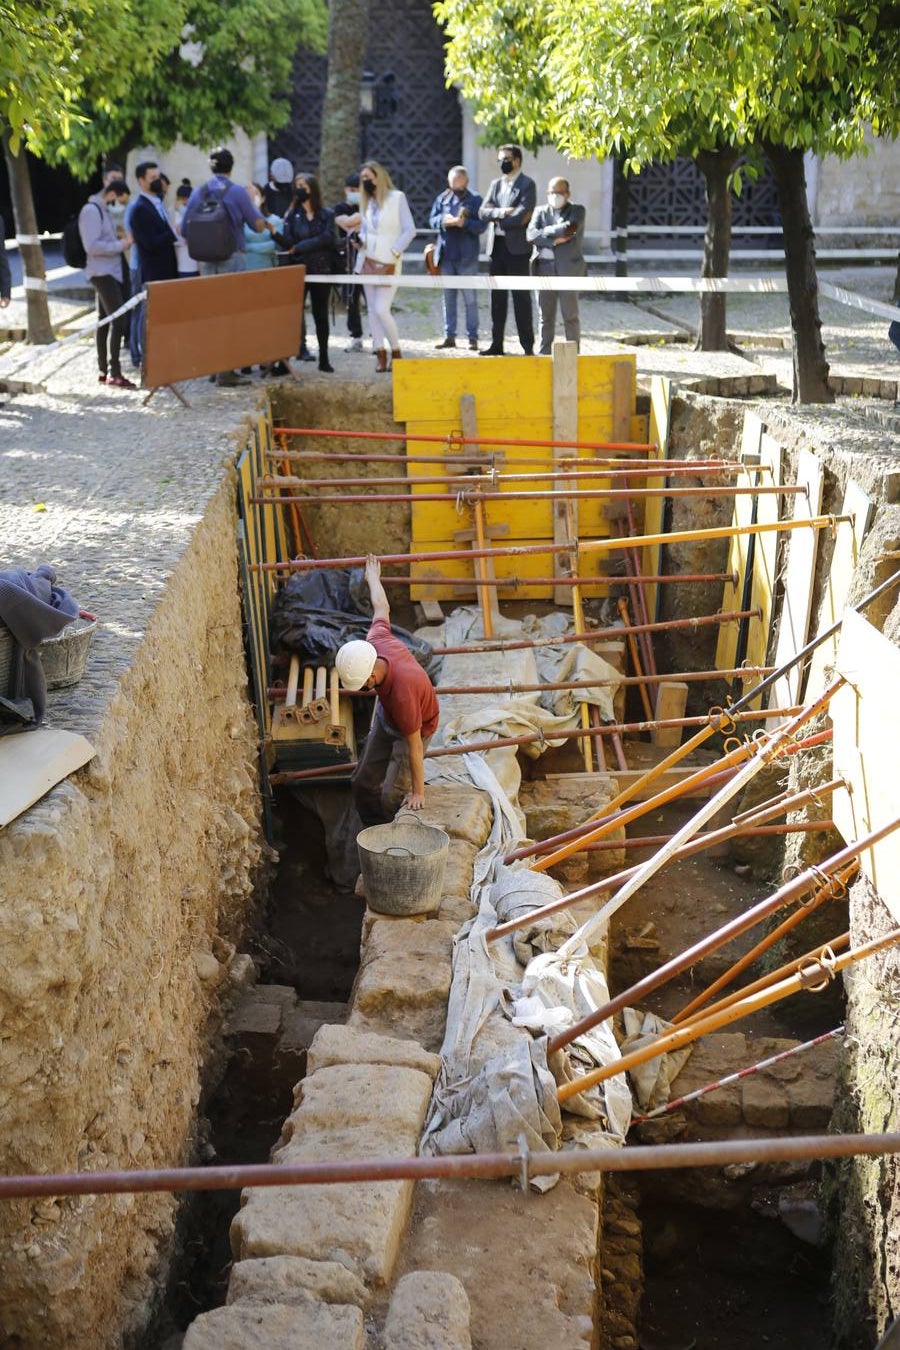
[435,0,900,399]
[45,0,328,175]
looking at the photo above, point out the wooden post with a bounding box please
[460,394,498,638]
[651,681,689,747]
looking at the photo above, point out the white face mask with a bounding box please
[346,191,360,205]
[548,192,567,211]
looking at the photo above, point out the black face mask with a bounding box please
[499,158,514,174]
[362,178,376,196]
[295,187,309,203]
[149,179,165,197]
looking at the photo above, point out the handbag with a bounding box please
[423,242,441,276]
[361,256,396,276]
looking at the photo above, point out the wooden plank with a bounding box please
[552,340,579,606]
[651,681,689,748]
[612,360,633,442]
[742,432,781,707]
[642,376,672,623]
[766,448,824,723]
[459,394,499,637]
[832,610,900,922]
[715,410,763,673]
[0,729,95,828]
[805,479,873,698]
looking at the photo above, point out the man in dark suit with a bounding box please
[129,161,177,284]
[527,176,587,354]
[478,144,536,355]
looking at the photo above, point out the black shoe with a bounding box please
[216,371,252,387]
[318,360,334,373]
[266,360,290,377]
[522,347,534,356]
[240,366,253,375]
[468,339,479,351]
[298,349,315,363]
[480,345,505,356]
[435,337,456,349]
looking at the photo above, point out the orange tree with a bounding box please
[436,0,900,401]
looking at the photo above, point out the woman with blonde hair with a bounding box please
[356,161,416,372]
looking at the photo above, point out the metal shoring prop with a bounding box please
[250,515,852,575]
[556,928,900,1105]
[259,464,757,487]
[547,681,843,965]
[526,564,900,875]
[273,425,656,454]
[432,609,759,657]
[487,745,838,945]
[545,816,900,1059]
[671,859,857,1025]
[250,484,804,507]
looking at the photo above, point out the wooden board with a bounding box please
[766,448,824,722]
[805,479,873,699]
[715,411,763,673]
[0,729,95,828]
[641,375,671,623]
[743,432,782,706]
[546,766,724,801]
[831,610,900,921]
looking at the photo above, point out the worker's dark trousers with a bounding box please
[351,705,431,826]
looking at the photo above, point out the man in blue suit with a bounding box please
[129,161,177,284]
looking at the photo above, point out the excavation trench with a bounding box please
[2,376,897,1349]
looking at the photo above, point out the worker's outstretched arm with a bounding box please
[404,729,426,810]
[365,553,390,623]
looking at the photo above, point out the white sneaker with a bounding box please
[346,338,363,352]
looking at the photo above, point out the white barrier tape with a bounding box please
[22,276,48,291]
[0,290,146,380]
[309,270,900,321]
[15,234,42,246]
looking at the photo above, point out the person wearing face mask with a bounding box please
[429,165,485,350]
[129,161,178,285]
[478,144,537,356]
[527,177,587,355]
[78,177,136,388]
[276,173,336,372]
[356,161,416,373]
[334,172,364,351]
[264,157,294,218]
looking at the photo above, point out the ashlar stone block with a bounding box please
[226,1254,368,1308]
[182,1301,364,1349]
[383,1270,472,1349]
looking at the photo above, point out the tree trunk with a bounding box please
[695,147,737,351]
[1,131,54,346]
[318,0,371,204]
[613,164,630,278]
[763,141,833,404]
[893,250,899,303]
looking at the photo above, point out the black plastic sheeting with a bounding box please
[269,567,441,680]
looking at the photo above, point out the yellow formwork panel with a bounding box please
[393,356,553,424]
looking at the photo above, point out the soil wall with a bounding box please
[0,473,263,1347]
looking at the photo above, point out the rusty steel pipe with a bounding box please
[267,666,774,701]
[275,425,655,454]
[270,450,732,471]
[250,484,800,507]
[432,608,760,656]
[581,820,834,853]
[546,817,900,1056]
[251,515,851,574]
[370,571,738,588]
[487,776,841,943]
[260,466,751,489]
[0,1135,897,1201]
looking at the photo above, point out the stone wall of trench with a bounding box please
[0,472,264,1347]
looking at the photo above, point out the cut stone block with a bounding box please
[253,985,299,1011]
[742,1075,790,1129]
[415,786,492,848]
[231,1179,415,1286]
[351,918,455,1050]
[279,1002,349,1052]
[384,1270,472,1349]
[437,892,477,928]
[283,1063,434,1141]
[519,778,624,874]
[442,839,478,898]
[307,1024,440,1080]
[182,1301,364,1349]
[226,1255,368,1308]
[786,1075,835,1129]
[225,995,283,1041]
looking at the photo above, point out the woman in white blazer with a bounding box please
[357,161,416,372]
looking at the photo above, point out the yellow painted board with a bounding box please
[832,609,900,922]
[805,479,873,699]
[743,433,782,705]
[408,543,617,602]
[393,357,553,423]
[766,448,824,722]
[715,411,764,675]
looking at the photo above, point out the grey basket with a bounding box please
[38,617,98,690]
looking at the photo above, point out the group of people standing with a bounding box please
[76,138,586,389]
[429,143,586,357]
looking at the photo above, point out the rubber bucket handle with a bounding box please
[384,845,414,858]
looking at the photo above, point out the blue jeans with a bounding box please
[441,256,479,340]
[199,253,248,276]
[129,263,142,368]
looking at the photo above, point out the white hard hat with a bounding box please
[335,640,377,690]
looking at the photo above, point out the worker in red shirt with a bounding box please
[336,554,440,825]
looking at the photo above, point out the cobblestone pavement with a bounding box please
[1,263,897,742]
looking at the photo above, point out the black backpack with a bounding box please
[184,182,235,263]
[61,202,100,270]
